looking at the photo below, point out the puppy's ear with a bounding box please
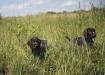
[27,40,31,46]
[83,29,88,38]
[40,40,47,48]
[27,37,35,46]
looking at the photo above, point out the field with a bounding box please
[0,9,105,75]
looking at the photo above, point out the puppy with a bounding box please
[82,27,96,47]
[65,27,96,47]
[27,37,47,59]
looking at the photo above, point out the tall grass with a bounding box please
[0,8,105,75]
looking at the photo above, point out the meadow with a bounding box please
[0,8,105,75]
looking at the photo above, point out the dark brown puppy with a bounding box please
[82,27,96,47]
[27,37,47,59]
[65,27,96,47]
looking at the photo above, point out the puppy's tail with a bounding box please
[65,36,71,41]
[62,32,71,42]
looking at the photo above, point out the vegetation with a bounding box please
[0,7,105,75]
[0,13,2,20]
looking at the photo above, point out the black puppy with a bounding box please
[65,27,96,47]
[27,37,47,59]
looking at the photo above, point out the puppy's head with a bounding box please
[83,27,96,39]
[27,37,41,49]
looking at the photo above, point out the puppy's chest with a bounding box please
[85,38,94,43]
